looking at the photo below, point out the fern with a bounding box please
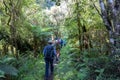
[0,70,5,78]
[0,56,18,78]
[0,65,18,76]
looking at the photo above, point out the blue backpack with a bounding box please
[44,45,54,59]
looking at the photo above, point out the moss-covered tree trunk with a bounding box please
[3,0,23,59]
[76,0,90,51]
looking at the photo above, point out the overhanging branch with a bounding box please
[90,0,102,17]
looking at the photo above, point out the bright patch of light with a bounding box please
[43,0,71,24]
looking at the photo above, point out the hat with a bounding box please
[48,40,52,43]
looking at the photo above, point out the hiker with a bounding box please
[56,37,64,48]
[43,40,57,80]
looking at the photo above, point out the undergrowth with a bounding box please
[1,45,119,80]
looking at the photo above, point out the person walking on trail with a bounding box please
[43,40,57,80]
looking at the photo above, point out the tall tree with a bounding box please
[3,0,23,58]
[99,0,120,57]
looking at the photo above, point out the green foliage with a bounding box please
[17,53,45,80]
[54,45,77,80]
[54,41,119,80]
[31,25,52,39]
[0,56,16,64]
[77,68,90,80]
[0,70,5,78]
[0,65,18,76]
[0,56,18,78]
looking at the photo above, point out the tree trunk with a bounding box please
[3,0,23,59]
[10,1,18,59]
[76,0,82,51]
[76,0,90,51]
[99,0,120,58]
[33,36,38,57]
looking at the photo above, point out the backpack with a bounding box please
[44,45,54,59]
